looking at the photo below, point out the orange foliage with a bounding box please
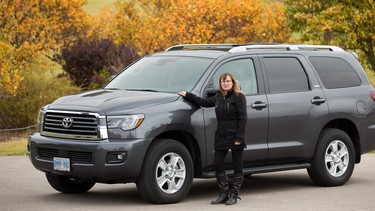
[0,0,90,96]
[93,1,141,44]
[109,0,290,54]
[0,0,292,95]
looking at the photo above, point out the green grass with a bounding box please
[0,138,28,156]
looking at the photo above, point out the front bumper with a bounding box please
[28,133,151,183]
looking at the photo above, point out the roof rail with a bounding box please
[229,44,344,53]
[166,44,239,51]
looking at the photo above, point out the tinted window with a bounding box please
[263,57,309,93]
[106,56,213,93]
[309,56,361,89]
[213,59,258,95]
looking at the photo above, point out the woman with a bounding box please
[178,72,247,205]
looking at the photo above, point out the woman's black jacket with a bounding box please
[184,89,247,150]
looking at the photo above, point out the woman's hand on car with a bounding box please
[178,91,187,97]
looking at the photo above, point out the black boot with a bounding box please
[225,174,243,205]
[211,172,229,204]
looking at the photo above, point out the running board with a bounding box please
[200,163,311,178]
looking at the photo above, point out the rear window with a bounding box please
[309,56,361,89]
[263,57,310,93]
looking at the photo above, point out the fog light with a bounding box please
[117,153,126,160]
[106,151,127,164]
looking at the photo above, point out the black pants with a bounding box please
[215,149,244,175]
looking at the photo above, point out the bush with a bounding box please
[0,61,80,136]
[55,38,139,89]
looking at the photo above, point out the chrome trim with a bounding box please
[41,110,108,140]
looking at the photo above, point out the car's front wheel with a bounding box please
[136,139,194,204]
[308,128,355,186]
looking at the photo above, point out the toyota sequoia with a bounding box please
[28,44,375,204]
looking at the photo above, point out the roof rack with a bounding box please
[166,44,240,51]
[165,44,345,53]
[229,44,345,53]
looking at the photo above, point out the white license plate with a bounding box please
[53,157,70,172]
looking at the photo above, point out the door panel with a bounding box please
[261,56,329,163]
[266,90,328,162]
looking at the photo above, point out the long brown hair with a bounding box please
[219,72,242,95]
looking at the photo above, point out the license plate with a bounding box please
[53,157,70,172]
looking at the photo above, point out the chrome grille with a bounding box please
[42,111,102,140]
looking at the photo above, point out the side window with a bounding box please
[309,56,361,89]
[213,59,258,95]
[263,57,310,93]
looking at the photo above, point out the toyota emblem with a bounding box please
[62,117,74,128]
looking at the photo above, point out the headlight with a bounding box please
[107,114,145,131]
[37,104,49,132]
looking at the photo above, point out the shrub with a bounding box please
[55,38,139,89]
[0,61,80,136]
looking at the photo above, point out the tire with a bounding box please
[46,173,95,193]
[136,139,194,204]
[308,128,355,186]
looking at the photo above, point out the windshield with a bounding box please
[105,56,214,93]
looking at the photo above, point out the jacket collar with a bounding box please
[220,88,235,97]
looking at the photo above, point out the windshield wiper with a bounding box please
[125,88,160,92]
[104,88,121,90]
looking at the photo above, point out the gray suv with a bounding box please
[28,44,375,204]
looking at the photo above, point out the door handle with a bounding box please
[311,96,326,105]
[251,101,267,110]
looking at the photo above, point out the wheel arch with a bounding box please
[136,133,197,203]
[322,119,361,163]
[150,130,202,178]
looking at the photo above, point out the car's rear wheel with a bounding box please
[46,173,95,193]
[136,139,193,204]
[308,128,355,186]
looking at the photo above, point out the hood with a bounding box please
[48,89,179,115]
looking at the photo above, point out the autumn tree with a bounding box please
[0,38,32,97]
[0,60,80,130]
[284,0,375,72]
[0,0,90,96]
[91,1,141,45]
[109,0,290,54]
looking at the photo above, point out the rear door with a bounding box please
[260,55,330,163]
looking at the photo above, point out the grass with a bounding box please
[0,138,28,156]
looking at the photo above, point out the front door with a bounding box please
[203,57,269,169]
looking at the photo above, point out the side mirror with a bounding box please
[205,79,218,97]
[206,88,217,97]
